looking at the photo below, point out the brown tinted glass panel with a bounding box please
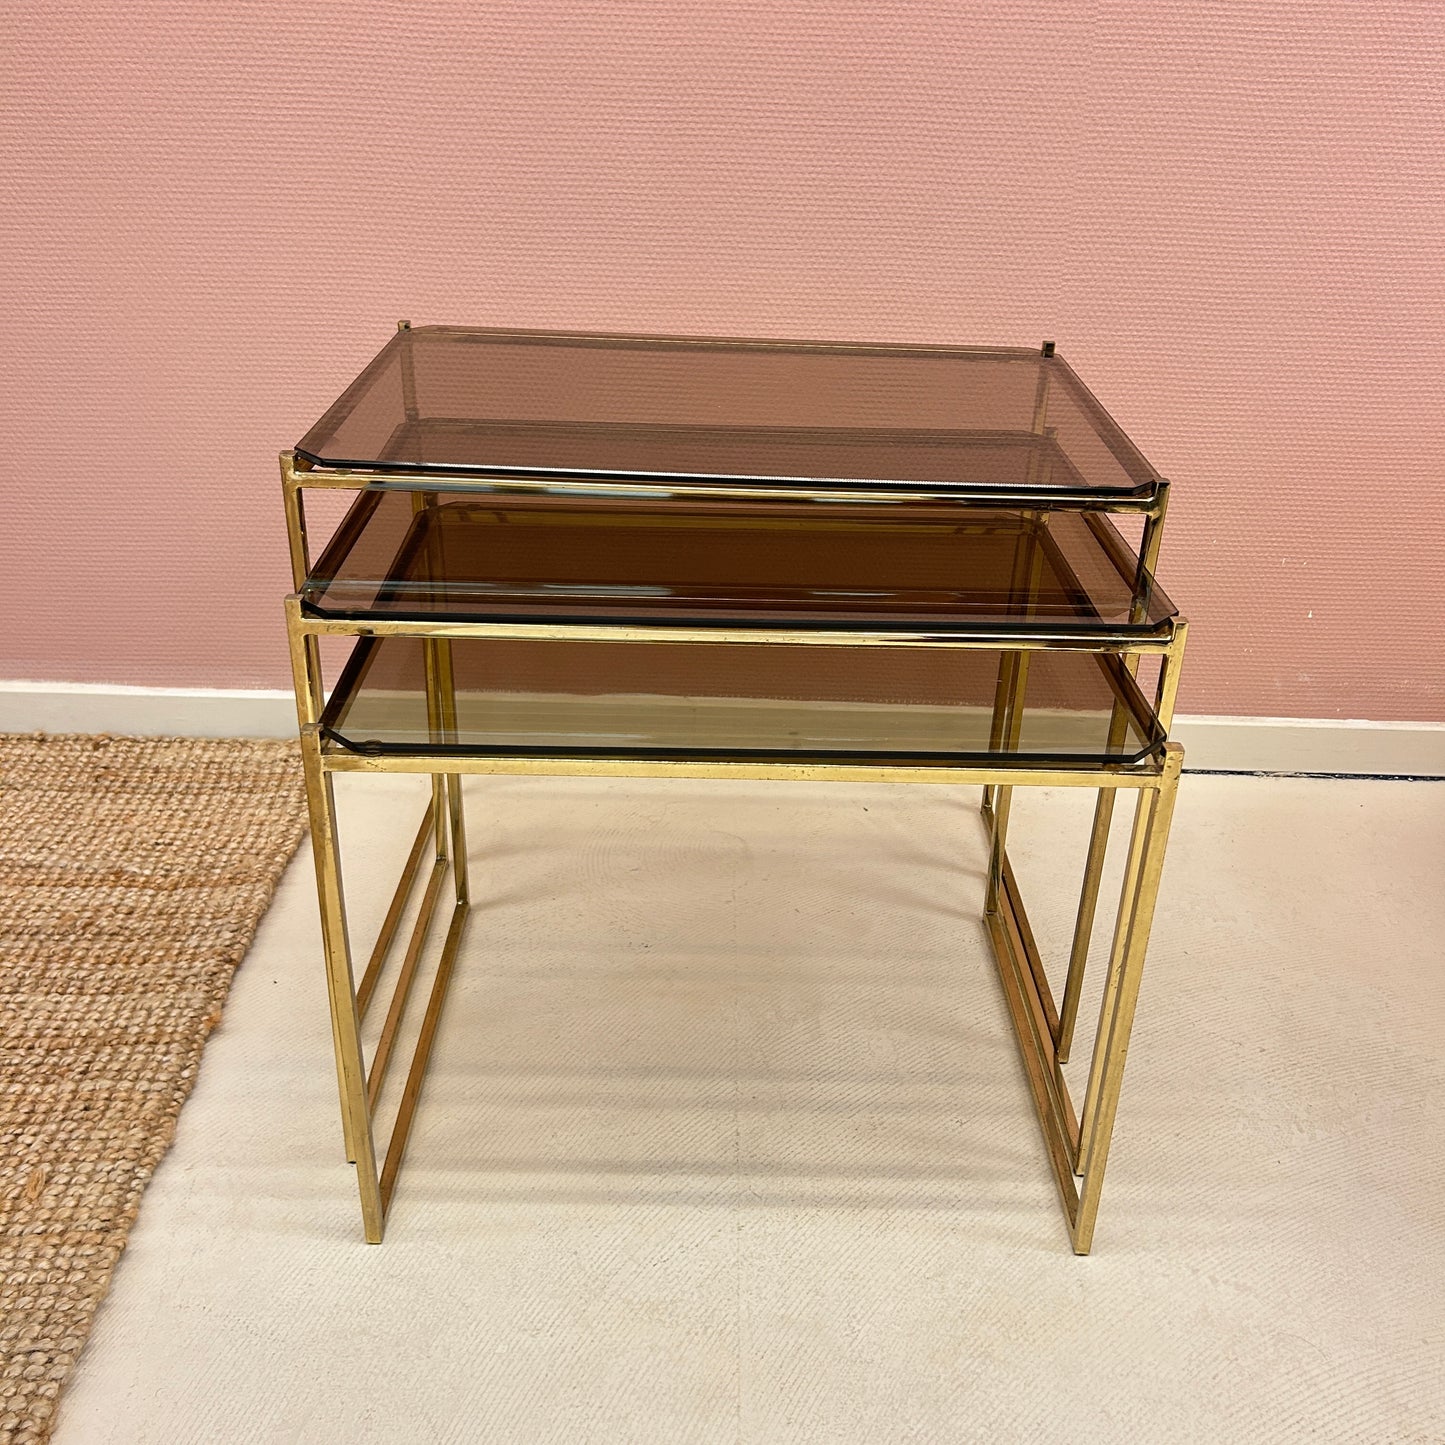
[302,491,1174,633]
[320,636,1163,766]
[296,328,1157,497]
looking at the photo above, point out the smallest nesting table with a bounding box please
[281,324,1186,1251]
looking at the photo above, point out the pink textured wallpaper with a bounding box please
[3,1,1442,719]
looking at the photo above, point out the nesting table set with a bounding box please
[281,324,1186,1250]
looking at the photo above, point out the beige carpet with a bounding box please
[40,770,1445,1444]
[0,735,307,1445]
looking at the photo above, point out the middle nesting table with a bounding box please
[284,471,1184,1252]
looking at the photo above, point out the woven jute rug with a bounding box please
[0,734,308,1444]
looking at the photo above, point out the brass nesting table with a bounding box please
[281,323,1186,1251]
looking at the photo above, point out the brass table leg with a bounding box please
[982,511,1044,909]
[1059,493,1177,1064]
[299,725,386,1240]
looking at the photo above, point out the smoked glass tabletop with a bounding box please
[301,490,1175,635]
[295,326,1160,499]
[320,635,1164,766]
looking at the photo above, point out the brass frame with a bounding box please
[280,390,1185,1252]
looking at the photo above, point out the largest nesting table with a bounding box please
[280,324,1187,1251]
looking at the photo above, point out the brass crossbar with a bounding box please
[380,899,469,1213]
[366,856,448,1110]
[356,805,436,1019]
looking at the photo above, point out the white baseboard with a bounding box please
[0,682,298,740]
[1169,714,1444,776]
[1,680,1441,777]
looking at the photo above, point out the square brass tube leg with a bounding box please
[1058,789,1116,1063]
[1060,621,1188,1065]
[284,599,360,1166]
[429,636,470,906]
[981,511,1044,892]
[984,743,1183,1253]
[299,726,386,1239]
